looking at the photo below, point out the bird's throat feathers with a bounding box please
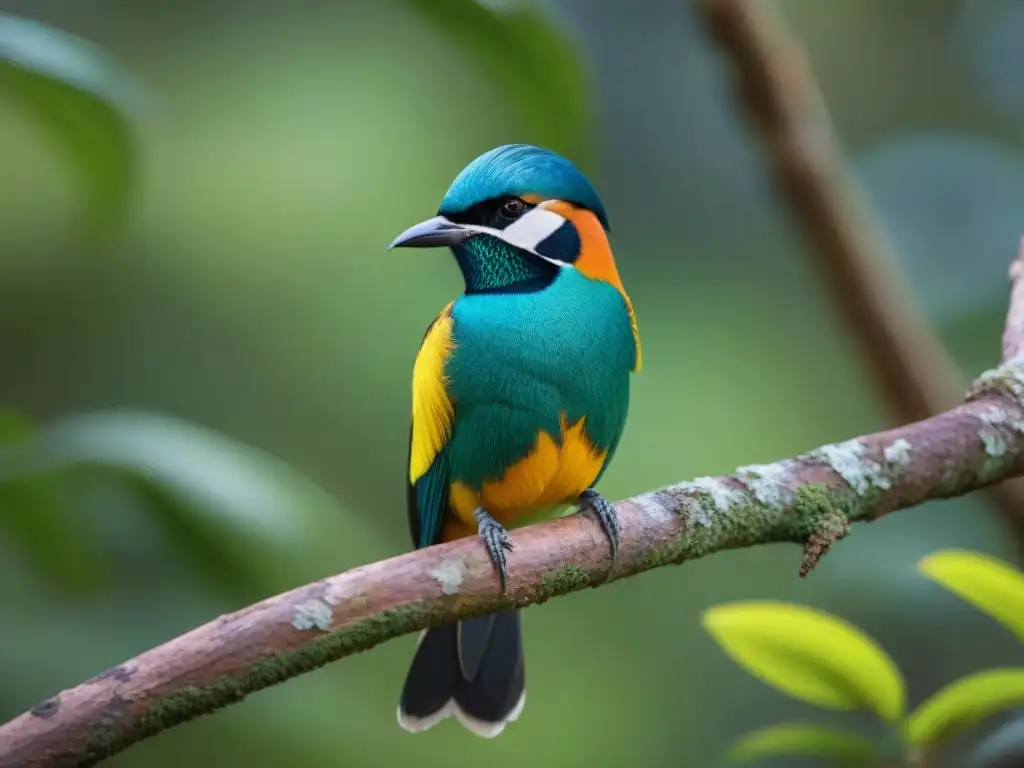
[450,198,641,371]
[452,237,556,295]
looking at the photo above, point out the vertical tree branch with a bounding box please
[1002,238,1024,364]
[697,0,1024,542]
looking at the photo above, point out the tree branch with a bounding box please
[3,253,1024,768]
[2,5,1024,761]
[696,0,1024,541]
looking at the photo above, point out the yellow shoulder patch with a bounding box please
[623,293,642,372]
[408,302,456,485]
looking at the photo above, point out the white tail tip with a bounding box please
[397,690,526,738]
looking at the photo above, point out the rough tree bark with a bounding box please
[2,244,1024,766]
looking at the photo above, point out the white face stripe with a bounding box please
[501,207,565,252]
[454,207,571,267]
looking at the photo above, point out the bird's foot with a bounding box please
[578,489,621,575]
[473,507,513,593]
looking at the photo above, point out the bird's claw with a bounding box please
[474,507,513,593]
[579,489,620,573]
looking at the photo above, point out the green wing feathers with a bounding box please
[407,305,456,548]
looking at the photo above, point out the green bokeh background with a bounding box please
[2,0,1024,765]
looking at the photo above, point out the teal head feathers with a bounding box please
[390,143,640,369]
[439,143,609,229]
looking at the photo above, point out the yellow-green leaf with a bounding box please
[727,723,878,766]
[918,549,1024,643]
[703,601,905,720]
[905,669,1024,747]
[0,13,148,245]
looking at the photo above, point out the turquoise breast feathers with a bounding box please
[446,267,635,492]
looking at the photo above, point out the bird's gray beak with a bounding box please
[388,215,472,250]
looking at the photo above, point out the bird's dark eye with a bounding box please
[498,198,525,221]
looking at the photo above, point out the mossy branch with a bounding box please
[696,0,1024,542]
[3,246,1024,767]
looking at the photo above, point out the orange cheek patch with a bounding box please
[541,200,625,294]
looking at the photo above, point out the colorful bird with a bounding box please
[389,144,641,738]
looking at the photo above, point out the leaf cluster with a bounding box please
[705,550,1024,766]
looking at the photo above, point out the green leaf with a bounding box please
[0,13,148,245]
[0,410,341,582]
[702,601,905,720]
[120,472,275,596]
[400,0,592,161]
[918,549,1024,643]
[906,669,1024,748]
[0,475,109,591]
[0,408,108,590]
[727,723,879,766]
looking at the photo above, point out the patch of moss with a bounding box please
[970,363,1024,404]
[536,564,592,601]
[76,603,475,765]
[792,483,836,523]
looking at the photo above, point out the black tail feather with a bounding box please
[397,610,525,737]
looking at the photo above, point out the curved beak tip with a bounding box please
[388,215,470,251]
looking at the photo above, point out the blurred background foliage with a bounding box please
[1,0,1023,765]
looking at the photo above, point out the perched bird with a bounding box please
[389,144,642,738]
